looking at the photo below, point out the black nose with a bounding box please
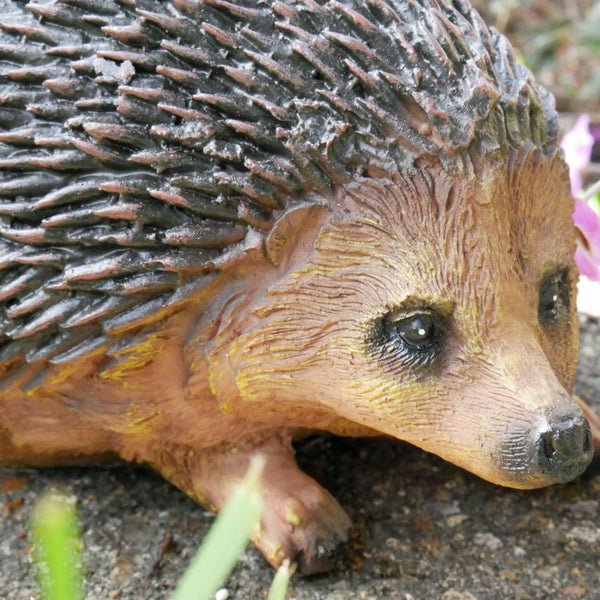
[537,415,593,482]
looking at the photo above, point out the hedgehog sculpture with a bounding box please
[0,0,598,574]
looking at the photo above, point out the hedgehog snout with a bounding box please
[534,412,593,483]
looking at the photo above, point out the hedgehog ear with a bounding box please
[264,205,331,269]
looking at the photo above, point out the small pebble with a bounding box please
[473,532,503,550]
[440,591,478,600]
[566,525,600,544]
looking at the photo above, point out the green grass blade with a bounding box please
[172,455,265,600]
[30,491,85,600]
[267,559,294,600]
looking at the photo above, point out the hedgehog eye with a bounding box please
[369,308,446,372]
[388,310,442,350]
[538,269,570,326]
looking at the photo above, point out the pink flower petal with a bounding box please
[573,200,600,282]
[573,197,600,247]
[561,114,594,194]
[561,115,600,281]
[575,248,600,282]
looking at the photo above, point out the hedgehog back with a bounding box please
[0,0,557,369]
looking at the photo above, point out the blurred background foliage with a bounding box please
[471,0,600,113]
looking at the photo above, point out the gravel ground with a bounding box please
[1,315,599,600]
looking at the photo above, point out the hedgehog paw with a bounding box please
[251,462,352,574]
[189,430,351,574]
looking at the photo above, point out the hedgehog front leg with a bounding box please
[169,430,352,574]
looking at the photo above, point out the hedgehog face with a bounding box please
[227,149,592,489]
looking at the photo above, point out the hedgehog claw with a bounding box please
[295,535,349,575]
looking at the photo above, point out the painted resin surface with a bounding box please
[0,0,597,572]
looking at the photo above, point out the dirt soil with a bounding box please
[0,315,598,600]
